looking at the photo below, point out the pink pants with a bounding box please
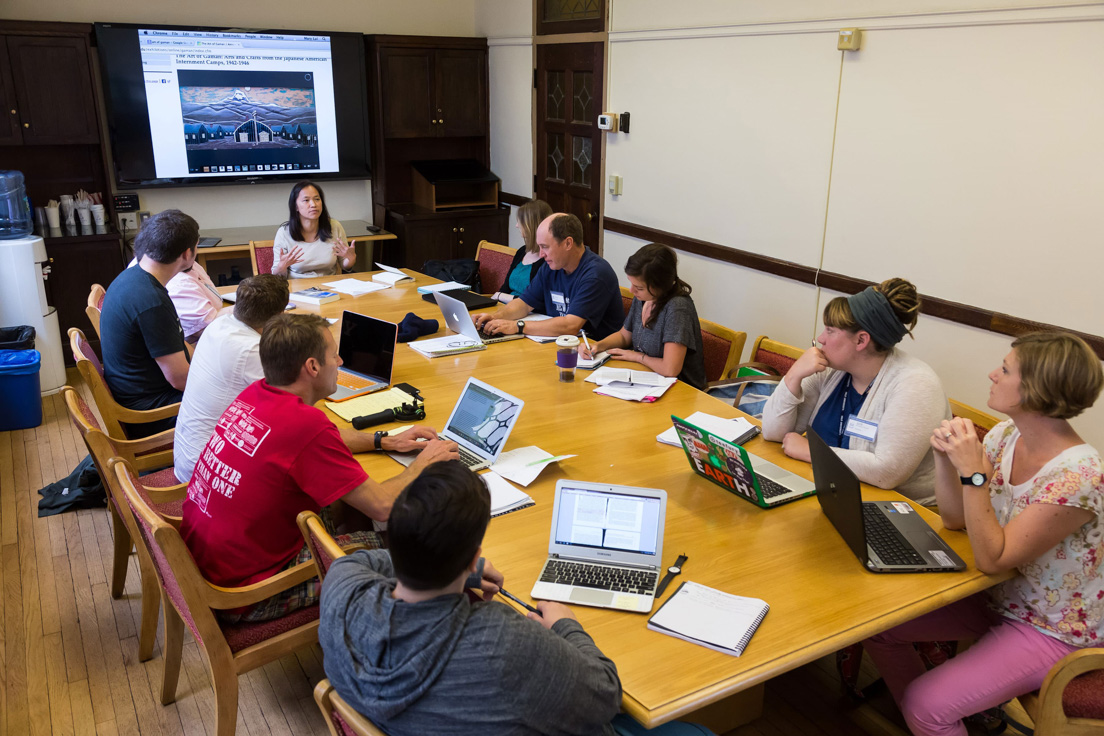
[863,594,1079,736]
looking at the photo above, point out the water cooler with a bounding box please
[0,235,68,394]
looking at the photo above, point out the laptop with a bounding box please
[422,288,497,310]
[531,480,667,613]
[671,415,816,508]
[390,377,524,471]
[433,290,524,345]
[327,311,398,402]
[808,430,966,573]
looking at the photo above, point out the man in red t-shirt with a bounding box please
[181,313,458,621]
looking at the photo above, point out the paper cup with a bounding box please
[45,206,60,228]
[77,207,92,226]
[90,204,105,225]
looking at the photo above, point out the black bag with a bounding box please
[421,258,482,294]
[37,454,107,517]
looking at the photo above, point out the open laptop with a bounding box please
[433,290,524,345]
[390,377,524,471]
[671,415,816,508]
[808,430,966,573]
[327,311,398,402]
[531,480,667,613]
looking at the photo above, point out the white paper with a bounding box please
[372,271,410,285]
[657,413,757,447]
[375,262,407,276]
[490,446,576,487]
[407,335,485,358]
[417,281,471,294]
[481,471,535,515]
[521,314,557,343]
[586,367,672,387]
[594,379,676,402]
[649,581,769,653]
[323,278,390,296]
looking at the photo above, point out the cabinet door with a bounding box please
[452,209,508,260]
[398,218,458,270]
[7,35,99,145]
[435,49,487,138]
[45,238,124,362]
[0,38,23,145]
[379,47,436,138]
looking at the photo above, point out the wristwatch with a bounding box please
[516,320,525,335]
[960,471,987,487]
[655,553,688,597]
[374,431,388,451]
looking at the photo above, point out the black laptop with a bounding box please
[808,430,966,573]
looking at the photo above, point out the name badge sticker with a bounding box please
[551,291,566,306]
[891,502,912,514]
[930,550,955,567]
[844,416,878,442]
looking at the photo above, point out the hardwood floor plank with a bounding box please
[90,581,143,736]
[52,392,83,473]
[0,534,7,734]
[17,433,53,736]
[0,430,16,545]
[96,719,120,736]
[68,678,98,736]
[180,639,218,735]
[235,666,274,736]
[79,509,108,587]
[242,667,292,736]
[34,509,61,635]
[136,649,186,736]
[93,505,137,643]
[261,659,314,734]
[4,543,29,736]
[52,549,91,685]
[46,631,76,736]
[120,634,168,736]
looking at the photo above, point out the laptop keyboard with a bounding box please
[862,503,926,566]
[337,370,377,389]
[458,446,486,468]
[540,560,658,595]
[478,329,520,344]
[758,475,791,500]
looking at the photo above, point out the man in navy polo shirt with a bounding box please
[474,213,623,339]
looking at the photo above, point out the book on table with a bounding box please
[289,287,340,305]
[373,263,414,285]
[417,281,471,295]
[647,581,769,657]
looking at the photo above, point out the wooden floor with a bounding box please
[0,368,1036,736]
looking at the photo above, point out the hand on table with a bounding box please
[607,348,641,364]
[379,426,439,453]
[481,319,518,336]
[930,417,985,477]
[528,600,577,629]
[781,432,811,462]
[471,559,504,602]
[274,245,304,274]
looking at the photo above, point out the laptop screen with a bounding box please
[553,486,663,555]
[445,381,521,457]
[339,313,396,382]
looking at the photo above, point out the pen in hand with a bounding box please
[579,330,592,353]
[498,588,540,614]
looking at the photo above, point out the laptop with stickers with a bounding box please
[808,429,966,573]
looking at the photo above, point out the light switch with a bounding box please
[608,175,623,196]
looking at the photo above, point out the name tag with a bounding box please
[844,416,878,442]
[551,291,566,306]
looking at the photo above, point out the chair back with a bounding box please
[250,240,275,276]
[69,327,128,439]
[749,336,804,376]
[314,679,388,736]
[949,399,1000,442]
[619,286,633,318]
[699,319,747,383]
[474,240,515,295]
[297,510,348,584]
[86,284,106,338]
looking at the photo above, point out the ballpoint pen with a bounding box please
[498,588,539,614]
[579,330,592,352]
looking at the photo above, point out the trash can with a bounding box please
[0,325,35,350]
[0,349,42,430]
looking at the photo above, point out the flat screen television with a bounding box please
[95,23,371,189]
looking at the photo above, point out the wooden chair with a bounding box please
[706,335,804,404]
[950,398,1000,441]
[619,286,633,317]
[315,679,388,736]
[474,240,515,295]
[113,459,321,736]
[296,510,349,585]
[1017,648,1104,735]
[69,326,180,441]
[62,387,184,661]
[699,319,747,386]
[250,239,275,276]
[86,283,106,337]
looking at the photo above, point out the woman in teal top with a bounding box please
[492,199,552,303]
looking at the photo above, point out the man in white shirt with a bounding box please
[173,274,289,482]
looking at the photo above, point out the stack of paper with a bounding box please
[323,278,390,296]
[586,368,678,402]
[481,471,536,517]
[407,335,486,359]
[657,412,760,447]
[325,387,415,422]
[417,281,471,295]
[490,446,576,487]
[372,263,414,285]
[647,581,769,657]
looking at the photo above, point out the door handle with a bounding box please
[585,212,594,222]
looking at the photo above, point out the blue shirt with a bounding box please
[519,248,623,337]
[810,375,867,449]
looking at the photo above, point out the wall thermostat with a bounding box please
[838,28,863,51]
[597,112,618,132]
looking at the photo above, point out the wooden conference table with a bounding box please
[252,270,1010,730]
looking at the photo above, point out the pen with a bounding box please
[498,588,540,614]
[579,330,592,352]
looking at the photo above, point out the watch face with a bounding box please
[971,472,986,486]
[668,565,681,574]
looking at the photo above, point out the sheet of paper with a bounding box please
[520,314,556,343]
[324,387,415,422]
[372,272,408,285]
[657,413,757,447]
[649,581,768,652]
[323,278,390,296]
[407,335,484,358]
[490,446,576,487]
[586,367,671,387]
[481,471,535,515]
[375,262,407,276]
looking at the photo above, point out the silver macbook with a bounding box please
[390,377,524,471]
[531,480,667,613]
[328,311,398,402]
[433,290,524,345]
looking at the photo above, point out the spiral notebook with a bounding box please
[647,581,769,657]
[483,471,535,518]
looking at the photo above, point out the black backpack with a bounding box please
[421,258,482,293]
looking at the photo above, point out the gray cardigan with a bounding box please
[760,349,950,505]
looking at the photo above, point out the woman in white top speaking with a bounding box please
[273,181,355,278]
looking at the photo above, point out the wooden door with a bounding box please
[7,35,99,145]
[379,47,436,138]
[0,37,23,145]
[435,48,488,138]
[452,207,508,260]
[536,43,603,249]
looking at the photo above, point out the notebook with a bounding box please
[422,288,497,310]
[433,290,523,345]
[807,430,967,573]
[482,471,536,517]
[656,412,760,447]
[327,312,398,402]
[647,581,769,657]
[671,415,816,508]
[389,377,524,472]
[531,480,667,613]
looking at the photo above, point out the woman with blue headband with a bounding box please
[761,278,950,504]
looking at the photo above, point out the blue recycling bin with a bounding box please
[0,349,42,430]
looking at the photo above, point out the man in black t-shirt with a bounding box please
[100,209,199,435]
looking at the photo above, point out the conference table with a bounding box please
[255,269,1011,731]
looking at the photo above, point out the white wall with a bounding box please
[4,0,477,229]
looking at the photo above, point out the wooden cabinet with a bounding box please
[386,204,509,271]
[0,37,22,146]
[2,33,99,145]
[377,45,487,139]
[43,232,125,360]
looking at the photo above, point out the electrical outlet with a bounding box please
[118,212,139,233]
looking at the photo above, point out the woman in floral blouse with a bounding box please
[863,331,1104,736]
